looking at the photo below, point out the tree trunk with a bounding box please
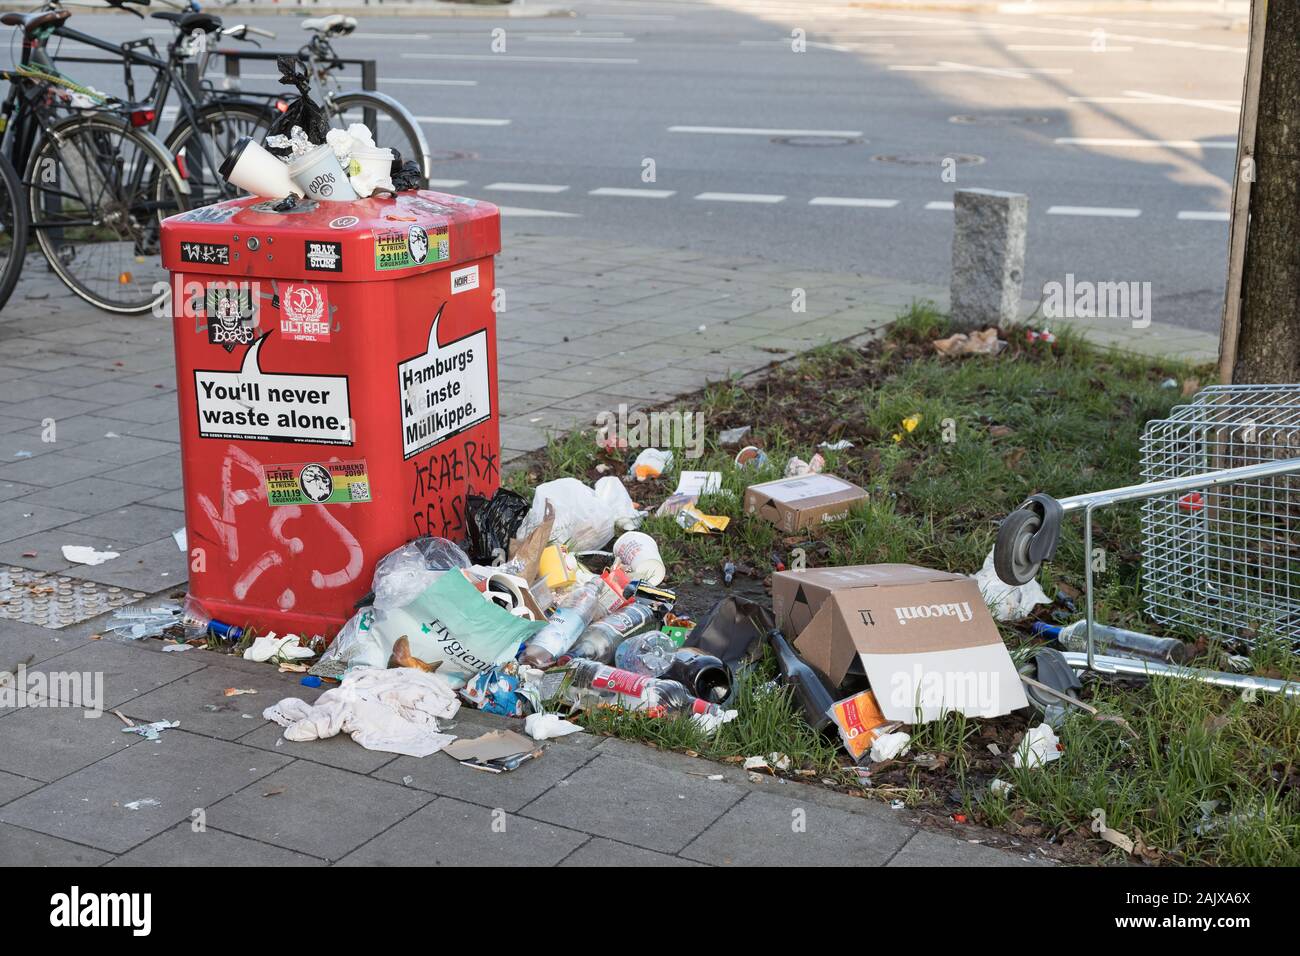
[1234,0,1300,384]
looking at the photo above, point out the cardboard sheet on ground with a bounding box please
[772,564,1028,723]
[444,729,535,762]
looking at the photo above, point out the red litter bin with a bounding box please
[161,191,502,638]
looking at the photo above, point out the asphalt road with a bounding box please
[40,0,1248,332]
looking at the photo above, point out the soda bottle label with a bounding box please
[532,607,587,656]
[592,664,650,697]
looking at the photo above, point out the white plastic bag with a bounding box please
[974,548,1050,622]
[517,476,641,552]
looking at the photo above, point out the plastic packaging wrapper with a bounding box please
[372,536,471,610]
[1013,722,1062,768]
[243,633,315,663]
[870,731,912,763]
[524,713,583,740]
[319,566,543,688]
[263,56,330,157]
[973,548,1049,622]
[517,476,642,552]
[466,488,531,565]
[460,660,544,716]
[389,158,423,192]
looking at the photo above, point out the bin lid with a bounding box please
[161,191,500,281]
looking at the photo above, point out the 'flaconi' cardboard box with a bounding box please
[772,564,1028,723]
[742,474,867,532]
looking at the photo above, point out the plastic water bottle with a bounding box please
[519,579,604,669]
[1037,620,1189,663]
[566,660,725,718]
[614,630,676,676]
[563,602,656,664]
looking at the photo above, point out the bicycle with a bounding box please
[287,14,431,186]
[0,151,28,312]
[0,6,190,314]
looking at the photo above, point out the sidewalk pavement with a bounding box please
[0,224,1207,865]
[0,617,1056,866]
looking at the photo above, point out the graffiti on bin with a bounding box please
[409,436,499,538]
[194,444,364,611]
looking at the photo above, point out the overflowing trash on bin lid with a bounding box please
[219,56,423,205]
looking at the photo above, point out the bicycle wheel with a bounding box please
[165,100,277,208]
[27,112,189,314]
[331,90,430,188]
[0,152,28,313]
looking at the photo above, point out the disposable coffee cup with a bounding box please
[349,144,393,180]
[613,531,666,586]
[219,137,303,199]
[287,143,358,202]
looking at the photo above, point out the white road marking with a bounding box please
[1055,137,1236,150]
[589,187,677,198]
[408,116,511,126]
[925,201,954,211]
[426,179,468,188]
[354,32,431,40]
[1007,44,1133,52]
[524,35,636,44]
[1048,205,1141,218]
[1049,14,1205,31]
[889,62,1071,78]
[497,206,580,219]
[670,125,864,137]
[695,192,786,203]
[403,53,639,65]
[810,197,899,208]
[1178,210,1230,222]
[485,182,570,193]
[1122,90,1241,114]
[586,13,676,20]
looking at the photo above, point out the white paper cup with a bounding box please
[287,144,357,201]
[350,144,393,180]
[219,137,303,199]
[613,531,666,586]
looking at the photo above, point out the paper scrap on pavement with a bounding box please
[62,545,120,566]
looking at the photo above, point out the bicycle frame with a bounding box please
[36,19,233,201]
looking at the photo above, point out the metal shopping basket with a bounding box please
[993,385,1300,697]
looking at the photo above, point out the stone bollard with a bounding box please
[950,188,1028,327]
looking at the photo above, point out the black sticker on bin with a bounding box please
[305,240,343,272]
[180,242,230,266]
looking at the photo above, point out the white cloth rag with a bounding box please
[263,667,460,757]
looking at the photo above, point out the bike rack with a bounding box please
[216,49,378,131]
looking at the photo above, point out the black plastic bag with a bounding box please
[465,489,531,565]
[263,55,330,157]
[682,595,771,666]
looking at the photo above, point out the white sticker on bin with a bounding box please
[195,336,353,446]
[398,303,491,459]
[450,264,479,295]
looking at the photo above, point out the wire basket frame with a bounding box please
[1140,385,1300,650]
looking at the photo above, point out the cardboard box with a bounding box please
[742,474,868,532]
[773,564,1028,723]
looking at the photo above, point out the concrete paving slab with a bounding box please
[0,730,291,853]
[0,703,142,782]
[335,797,587,867]
[519,754,746,854]
[21,638,206,710]
[886,828,1048,867]
[207,760,432,861]
[680,790,914,867]
[108,822,327,867]
[236,722,399,775]
[558,837,706,867]
[0,822,113,866]
[375,741,596,812]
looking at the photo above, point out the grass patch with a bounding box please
[515,307,1300,866]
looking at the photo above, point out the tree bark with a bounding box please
[1234,0,1300,384]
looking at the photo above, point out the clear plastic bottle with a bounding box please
[614,630,677,676]
[1043,620,1189,663]
[563,602,656,664]
[566,659,724,718]
[519,578,605,668]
